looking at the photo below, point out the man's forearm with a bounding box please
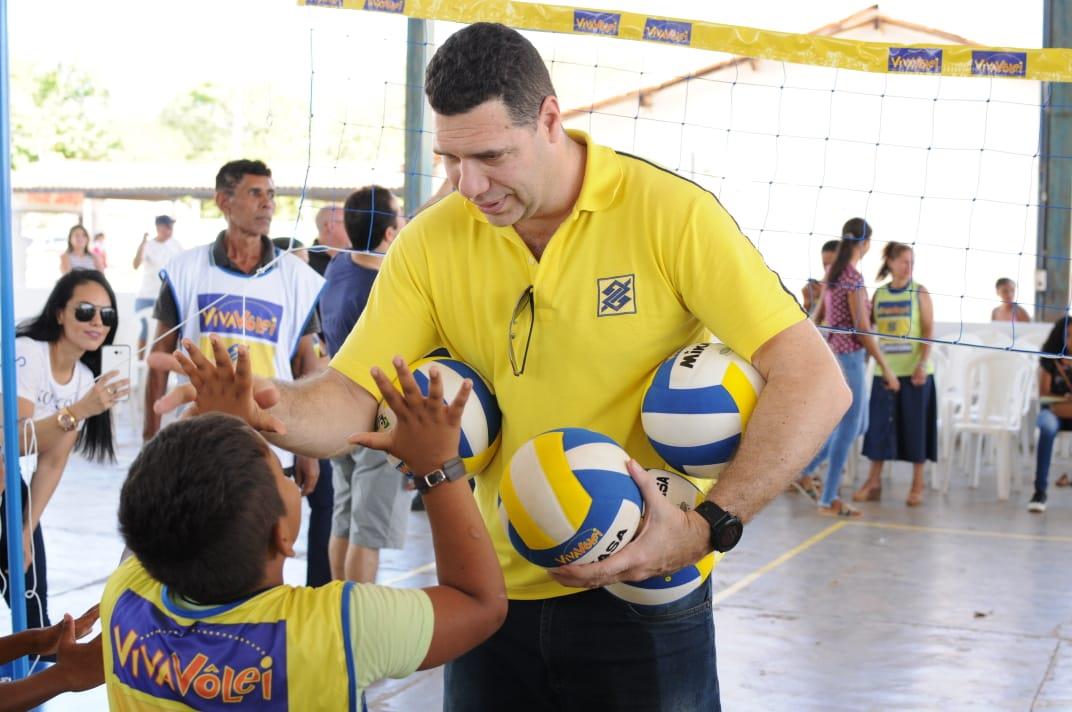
[707,325,850,522]
[261,368,378,459]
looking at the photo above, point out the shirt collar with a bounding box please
[462,129,623,224]
[210,231,276,274]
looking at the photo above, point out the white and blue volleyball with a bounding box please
[376,356,501,475]
[641,342,765,478]
[605,469,717,607]
[498,428,642,569]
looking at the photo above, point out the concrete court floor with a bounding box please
[4,424,1071,711]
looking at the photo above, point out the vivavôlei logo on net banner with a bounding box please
[971,50,1027,77]
[573,10,621,36]
[363,0,404,13]
[888,48,943,74]
[643,18,692,46]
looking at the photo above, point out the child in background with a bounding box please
[992,277,1031,322]
[100,339,506,710]
[801,239,841,316]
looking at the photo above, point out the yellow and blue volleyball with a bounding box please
[605,469,717,607]
[641,342,765,478]
[376,356,501,475]
[498,428,642,569]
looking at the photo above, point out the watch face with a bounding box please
[717,520,743,552]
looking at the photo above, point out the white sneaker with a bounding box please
[1028,491,1047,513]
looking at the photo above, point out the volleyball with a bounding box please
[498,428,642,569]
[376,356,501,475]
[641,342,765,478]
[605,469,717,607]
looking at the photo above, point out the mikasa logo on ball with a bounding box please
[597,274,637,316]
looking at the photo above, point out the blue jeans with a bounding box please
[1035,409,1072,493]
[0,480,49,631]
[805,348,867,507]
[134,297,156,343]
[444,580,718,711]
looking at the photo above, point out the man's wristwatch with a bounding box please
[56,407,78,433]
[412,457,466,494]
[693,500,743,553]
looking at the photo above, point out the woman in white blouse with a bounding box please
[1,270,127,633]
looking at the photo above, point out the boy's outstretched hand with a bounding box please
[39,604,98,657]
[54,615,103,693]
[171,336,286,435]
[348,357,471,476]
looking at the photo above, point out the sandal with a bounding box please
[1056,473,1071,488]
[905,490,924,507]
[818,499,862,518]
[852,483,882,502]
[793,476,820,501]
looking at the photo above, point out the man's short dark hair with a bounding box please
[216,159,272,194]
[425,22,555,125]
[344,185,398,252]
[821,239,840,253]
[118,414,285,603]
[996,277,1015,289]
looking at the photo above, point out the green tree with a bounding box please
[13,64,122,166]
[161,83,232,159]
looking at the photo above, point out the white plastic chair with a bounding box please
[933,334,985,489]
[943,352,1035,500]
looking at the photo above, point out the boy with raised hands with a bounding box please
[100,338,506,710]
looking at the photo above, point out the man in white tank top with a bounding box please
[143,160,325,494]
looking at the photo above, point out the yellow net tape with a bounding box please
[299,0,1072,82]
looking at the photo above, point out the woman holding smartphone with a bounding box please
[59,225,104,275]
[0,270,128,632]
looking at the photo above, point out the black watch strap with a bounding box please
[413,457,466,493]
[693,500,744,553]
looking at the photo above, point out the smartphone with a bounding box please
[100,345,132,402]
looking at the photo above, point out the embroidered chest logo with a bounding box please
[597,274,637,316]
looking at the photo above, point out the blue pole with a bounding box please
[0,0,30,681]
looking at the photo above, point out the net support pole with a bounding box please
[0,0,30,681]
[403,18,433,216]
[1037,0,1072,321]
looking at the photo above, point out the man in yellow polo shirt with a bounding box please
[156,21,849,711]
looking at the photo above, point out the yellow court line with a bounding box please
[299,0,1072,82]
[713,521,846,606]
[847,520,1072,544]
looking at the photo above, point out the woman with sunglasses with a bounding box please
[1,270,128,633]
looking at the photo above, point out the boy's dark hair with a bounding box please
[216,159,272,194]
[119,415,285,603]
[425,22,555,126]
[995,277,1015,290]
[344,185,398,252]
[821,239,840,253]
